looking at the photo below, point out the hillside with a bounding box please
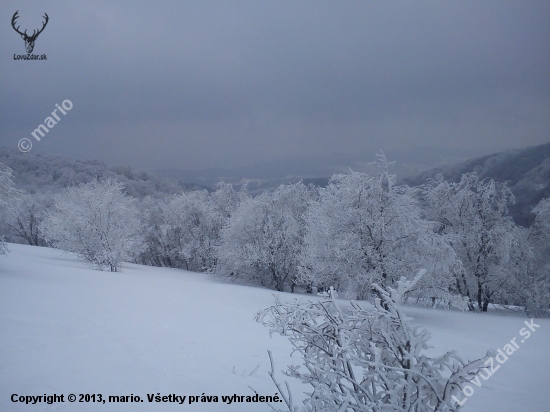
[404,142,550,226]
[1,243,549,411]
[3,144,548,225]
[0,147,205,199]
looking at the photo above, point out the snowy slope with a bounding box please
[1,244,549,411]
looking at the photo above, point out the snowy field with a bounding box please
[1,243,549,411]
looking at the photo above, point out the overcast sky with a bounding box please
[1,0,549,170]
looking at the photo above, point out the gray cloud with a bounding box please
[1,0,549,170]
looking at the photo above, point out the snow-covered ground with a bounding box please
[1,243,548,411]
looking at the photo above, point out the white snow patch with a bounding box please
[1,243,549,411]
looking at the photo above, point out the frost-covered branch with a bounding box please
[256,285,492,411]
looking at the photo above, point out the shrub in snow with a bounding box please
[40,179,142,271]
[256,285,492,411]
[399,272,470,311]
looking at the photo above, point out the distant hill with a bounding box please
[0,147,204,198]
[404,143,550,226]
[156,146,498,195]
[5,144,545,224]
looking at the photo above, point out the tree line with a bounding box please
[1,154,548,316]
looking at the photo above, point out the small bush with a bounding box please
[256,286,492,411]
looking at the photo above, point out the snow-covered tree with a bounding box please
[299,155,459,301]
[217,182,313,291]
[137,196,182,268]
[162,190,223,271]
[424,173,517,311]
[40,179,143,271]
[518,197,550,316]
[210,181,249,220]
[6,192,53,246]
[0,162,17,255]
[256,283,493,411]
[0,162,16,201]
[529,197,550,249]
[139,183,247,271]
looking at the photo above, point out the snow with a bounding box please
[1,243,549,411]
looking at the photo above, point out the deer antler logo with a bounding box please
[11,11,49,54]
